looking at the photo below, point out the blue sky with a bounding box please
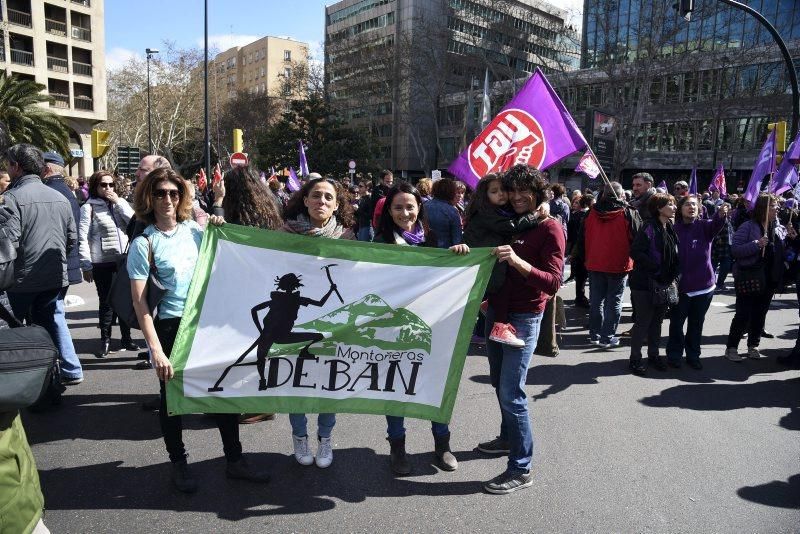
[105,0,332,69]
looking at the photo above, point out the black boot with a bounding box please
[388,436,411,475]
[97,337,110,358]
[433,432,458,471]
[171,460,198,493]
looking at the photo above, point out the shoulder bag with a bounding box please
[108,235,166,330]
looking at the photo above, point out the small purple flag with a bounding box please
[657,180,667,190]
[574,151,601,179]
[298,141,309,177]
[259,171,266,184]
[689,167,698,195]
[448,68,588,189]
[744,129,777,209]
[287,167,301,192]
[770,131,800,195]
[709,165,727,198]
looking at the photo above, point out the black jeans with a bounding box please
[573,259,588,300]
[93,262,131,342]
[726,291,774,349]
[629,289,667,364]
[155,317,242,464]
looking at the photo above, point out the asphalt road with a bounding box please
[23,279,800,533]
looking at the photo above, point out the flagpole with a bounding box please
[586,145,618,199]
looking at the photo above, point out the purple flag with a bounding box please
[744,129,777,209]
[448,68,588,189]
[709,165,727,198]
[259,171,266,184]
[657,180,667,190]
[689,167,698,195]
[287,167,301,192]
[770,131,800,195]
[574,151,600,179]
[298,140,309,177]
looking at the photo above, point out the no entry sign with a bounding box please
[230,152,248,167]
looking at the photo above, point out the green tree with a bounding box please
[0,72,69,155]
[256,93,379,177]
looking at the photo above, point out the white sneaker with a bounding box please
[747,347,764,359]
[292,435,314,466]
[725,347,743,362]
[315,436,333,468]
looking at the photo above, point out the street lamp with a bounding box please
[146,48,159,154]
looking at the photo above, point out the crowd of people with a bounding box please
[2,142,800,529]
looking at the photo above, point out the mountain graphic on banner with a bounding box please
[268,294,432,357]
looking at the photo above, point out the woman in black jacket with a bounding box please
[628,193,680,376]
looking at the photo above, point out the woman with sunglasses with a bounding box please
[78,170,139,357]
[128,167,269,493]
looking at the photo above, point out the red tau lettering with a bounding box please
[468,109,546,178]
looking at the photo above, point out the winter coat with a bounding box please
[424,198,463,249]
[630,220,680,291]
[0,411,44,533]
[731,219,786,284]
[673,214,725,293]
[46,175,83,285]
[579,198,642,273]
[78,197,135,269]
[1,174,76,292]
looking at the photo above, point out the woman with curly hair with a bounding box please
[280,177,354,469]
[212,166,283,230]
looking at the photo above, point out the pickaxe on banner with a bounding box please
[321,264,344,303]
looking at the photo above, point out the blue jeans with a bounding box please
[357,226,374,242]
[666,291,713,364]
[485,307,542,474]
[289,413,336,439]
[8,287,83,379]
[386,416,449,440]
[588,271,627,343]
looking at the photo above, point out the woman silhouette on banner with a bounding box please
[209,272,338,392]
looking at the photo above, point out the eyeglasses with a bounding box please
[99,182,115,189]
[152,189,180,200]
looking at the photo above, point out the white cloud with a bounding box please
[105,47,141,71]
[199,34,260,54]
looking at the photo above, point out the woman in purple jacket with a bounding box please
[725,194,786,361]
[666,195,728,369]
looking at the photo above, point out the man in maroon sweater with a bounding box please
[480,165,565,495]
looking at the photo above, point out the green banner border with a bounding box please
[167,224,494,422]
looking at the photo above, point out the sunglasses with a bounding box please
[152,189,180,200]
[99,182,115,189]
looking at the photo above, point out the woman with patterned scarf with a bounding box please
[372,181,470,475]
[281,177,355,468]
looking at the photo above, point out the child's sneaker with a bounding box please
[292,435,314,466]
[489,322,525,347]
[479,300,489,316]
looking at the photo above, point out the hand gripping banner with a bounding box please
[166,225,495,422]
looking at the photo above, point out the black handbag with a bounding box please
[735,261,766,296]
[650,279,679,306]
[108,236,166,330]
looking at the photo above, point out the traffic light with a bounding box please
[673,0,694,21]
[767,121,787,153]
[91,129,110,158]
[233,129,243,153]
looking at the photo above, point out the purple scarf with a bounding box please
[400,222,425,245]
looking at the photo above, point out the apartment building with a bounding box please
[1,0,106,176]
[209,35,309,107]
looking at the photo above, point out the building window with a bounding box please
[284,50,291,61]
[284,67,291,79]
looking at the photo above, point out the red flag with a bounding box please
[197,168,207,191]
[574,151,601,179]
[213,163,222,186]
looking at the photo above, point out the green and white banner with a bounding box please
[167,224,494,422]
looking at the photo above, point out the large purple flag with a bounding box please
[287,167,301,192]
[448,68,588,189]
[689,167,698,195]
[298,140,309,177]
[744,129,777,209]
[769,131,800,195]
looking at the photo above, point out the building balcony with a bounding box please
[8,9,32,28]
[10,49,34,66]
[71,26,91,42]
[50,93,70,109]
[73,61,92,76]
[74,95,93,110]
[45,18,68,37]
[47,56,69,73]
